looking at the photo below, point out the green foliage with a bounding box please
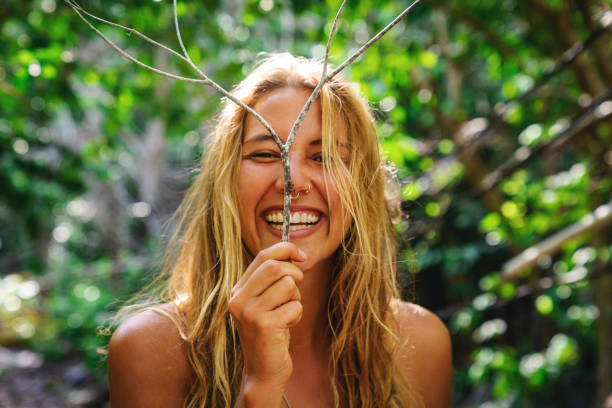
[1,0,611,405]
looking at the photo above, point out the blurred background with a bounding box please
[1,0,612,406]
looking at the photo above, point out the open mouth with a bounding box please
[264,210,321,231]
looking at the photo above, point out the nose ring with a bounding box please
[290,184,311,200]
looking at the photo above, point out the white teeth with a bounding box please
[264,211,320,226]
[269,223,316,231]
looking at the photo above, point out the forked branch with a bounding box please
[65,0,279,141]
[65,0,422,241]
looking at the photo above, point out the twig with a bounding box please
[64,0,208,84]
[168,0,283,153]
[329,0,421,80]
[172,0,190,63]
[64,0,280,144]
[66,0,423,242]
[285,0,347,160]
[279,0,348,241]
[278,0,422,239]
[65,0,188,63]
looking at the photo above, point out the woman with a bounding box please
[108,53,452,407]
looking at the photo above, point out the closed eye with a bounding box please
[245,151,281,162]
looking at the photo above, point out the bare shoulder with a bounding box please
[392,300,453,408]
[392,300,451,350]
[108,304,194,408]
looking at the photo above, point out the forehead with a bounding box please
[242,87,347,145]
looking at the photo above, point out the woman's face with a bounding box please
[237,87,351,272]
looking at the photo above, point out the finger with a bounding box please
[241,242,306,285]
[242,259,304,299]
[268,300,303,329]
[236,278,300,329]
[252,275,301,311]
[233,243,305,296]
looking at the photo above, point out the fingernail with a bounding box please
[298,249,307,260]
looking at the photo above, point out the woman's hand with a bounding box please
[229,242,306,407]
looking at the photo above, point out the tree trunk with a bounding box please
[595,271,612,406]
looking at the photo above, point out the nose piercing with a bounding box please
[290,184,311,200]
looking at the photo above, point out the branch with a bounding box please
[65,0,281,145]
[65,0,189,63]
[501,199,612,281]
[66,0,424,243]
[280,0,348,241]
[396,14,612,206]
[479,89,612,193]
[389,23,612,257]
[64,0,209,84]
[286,0,347,152]
[329,0,421,80]
[436,264,610,320]
[277,0,422,240]
[171,0,283,151]
[172,0,190,62]
[506,12,612,110]
[404,91,611,242]
[443,13,612,160]
[167,2,255,120]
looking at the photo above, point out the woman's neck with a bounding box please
[284,258,338,407]
[288,257,333,356]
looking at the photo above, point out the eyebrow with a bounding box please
[243,134,350,149]
[243,134,323,147]
[243,134,277,145]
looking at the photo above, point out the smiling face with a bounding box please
[237,87,351,272]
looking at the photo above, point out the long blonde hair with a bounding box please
[125,53,420,407]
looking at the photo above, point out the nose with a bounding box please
[274,153,311,196]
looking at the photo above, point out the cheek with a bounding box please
[236,162,277,232]
[236,167,260,254]
[237,162,264,199]
[236,166,261,225]
[236,172,249,215]
[322,176,351,235]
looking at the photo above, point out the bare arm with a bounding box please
[108,308,194,408]
[394,301,453,408]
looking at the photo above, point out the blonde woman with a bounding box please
[108,53,452,408]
